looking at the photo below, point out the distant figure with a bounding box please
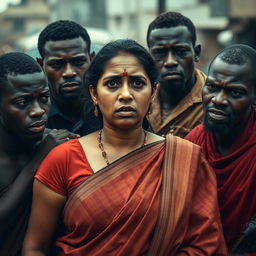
[23,39,227,256]
[185,44,256,254]
[37,20,100,136]
[0,52,78,256]
[147,12,206,138]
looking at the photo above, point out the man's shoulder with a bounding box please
[184,123,205,144]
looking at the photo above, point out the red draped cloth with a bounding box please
[185,108,256,253]
[42,136,227,255]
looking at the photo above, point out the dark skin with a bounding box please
[148,26,201,112]
[37,37,94,123]
[203,57,256,156]
[0,72,79,236]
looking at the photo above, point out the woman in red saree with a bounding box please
[23,39,227,256]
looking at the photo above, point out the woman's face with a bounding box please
[90,52,156,130]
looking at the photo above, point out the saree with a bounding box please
[53,135,227,255]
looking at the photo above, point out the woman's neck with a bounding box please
[100,125,146,150]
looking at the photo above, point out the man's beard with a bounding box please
[203,113,234,135]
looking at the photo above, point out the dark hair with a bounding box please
[147,11,196,48]
[208,44,256,87]
[38,20,91,58]
[85,39,158,90]
[83,39,159,129]
[0,52,43,84]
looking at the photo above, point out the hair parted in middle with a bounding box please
[84,38,159,91]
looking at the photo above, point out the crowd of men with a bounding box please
[0,12,255,256]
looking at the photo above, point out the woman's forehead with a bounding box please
[103,53,146,74]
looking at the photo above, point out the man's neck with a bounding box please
[56,98,83,123]
[0,126,37,156]
[159,74,196,112]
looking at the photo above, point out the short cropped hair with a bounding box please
[147,11,197,48]
[208,44,256,86]
[0,52,43,84]
[208,44,256,91]
[38,20,91,58]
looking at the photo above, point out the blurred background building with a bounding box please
[0,0,255,70]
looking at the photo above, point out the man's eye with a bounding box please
[176,48,188,56]
[40,95,50,103]
[73,58,86,66]
[14,99,27,108]
[206,83,218,92]
[230,90,243,98]
[48,61,63,69]
[151,51,165,60]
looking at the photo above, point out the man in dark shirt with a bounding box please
[0,52,78,256]
[37,20,100,135]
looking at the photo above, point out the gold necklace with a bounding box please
[97,129,147,165]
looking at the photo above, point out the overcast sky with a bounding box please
[0,0,21,12]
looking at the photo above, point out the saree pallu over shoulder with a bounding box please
[59,140,165,256]
[58,136,227,256]
[149,136,227,256]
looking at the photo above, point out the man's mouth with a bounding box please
[28,120,46,133]
[61,82,81,92]
[161,71,183,80]
[207,108,228,121]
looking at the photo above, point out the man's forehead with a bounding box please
[6,72,47,89]
[149,26,192,45]
[43,37,89,55]
[209,57,252,78]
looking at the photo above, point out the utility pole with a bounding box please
[158,0,166,15]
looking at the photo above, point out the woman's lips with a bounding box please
[115,106,136,117]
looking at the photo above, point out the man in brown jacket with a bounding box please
[147,12,206,138]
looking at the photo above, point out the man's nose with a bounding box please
[62,63,76,78]
[163,51,178,67]
[211,90,228,105]
[29,101,45,117]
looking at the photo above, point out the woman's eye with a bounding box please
[132,79,145,88]
[105,80,119,88]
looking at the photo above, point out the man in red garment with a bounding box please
[185,44,256,255]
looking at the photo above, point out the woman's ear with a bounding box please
[151,82,159,101]
[89,85,97,104]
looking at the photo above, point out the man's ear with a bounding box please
[194,44,201,62]
[90,51,95,61]
[89,85,97,104]
[36,57,43,67]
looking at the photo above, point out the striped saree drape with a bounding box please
[54,136,227,256]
